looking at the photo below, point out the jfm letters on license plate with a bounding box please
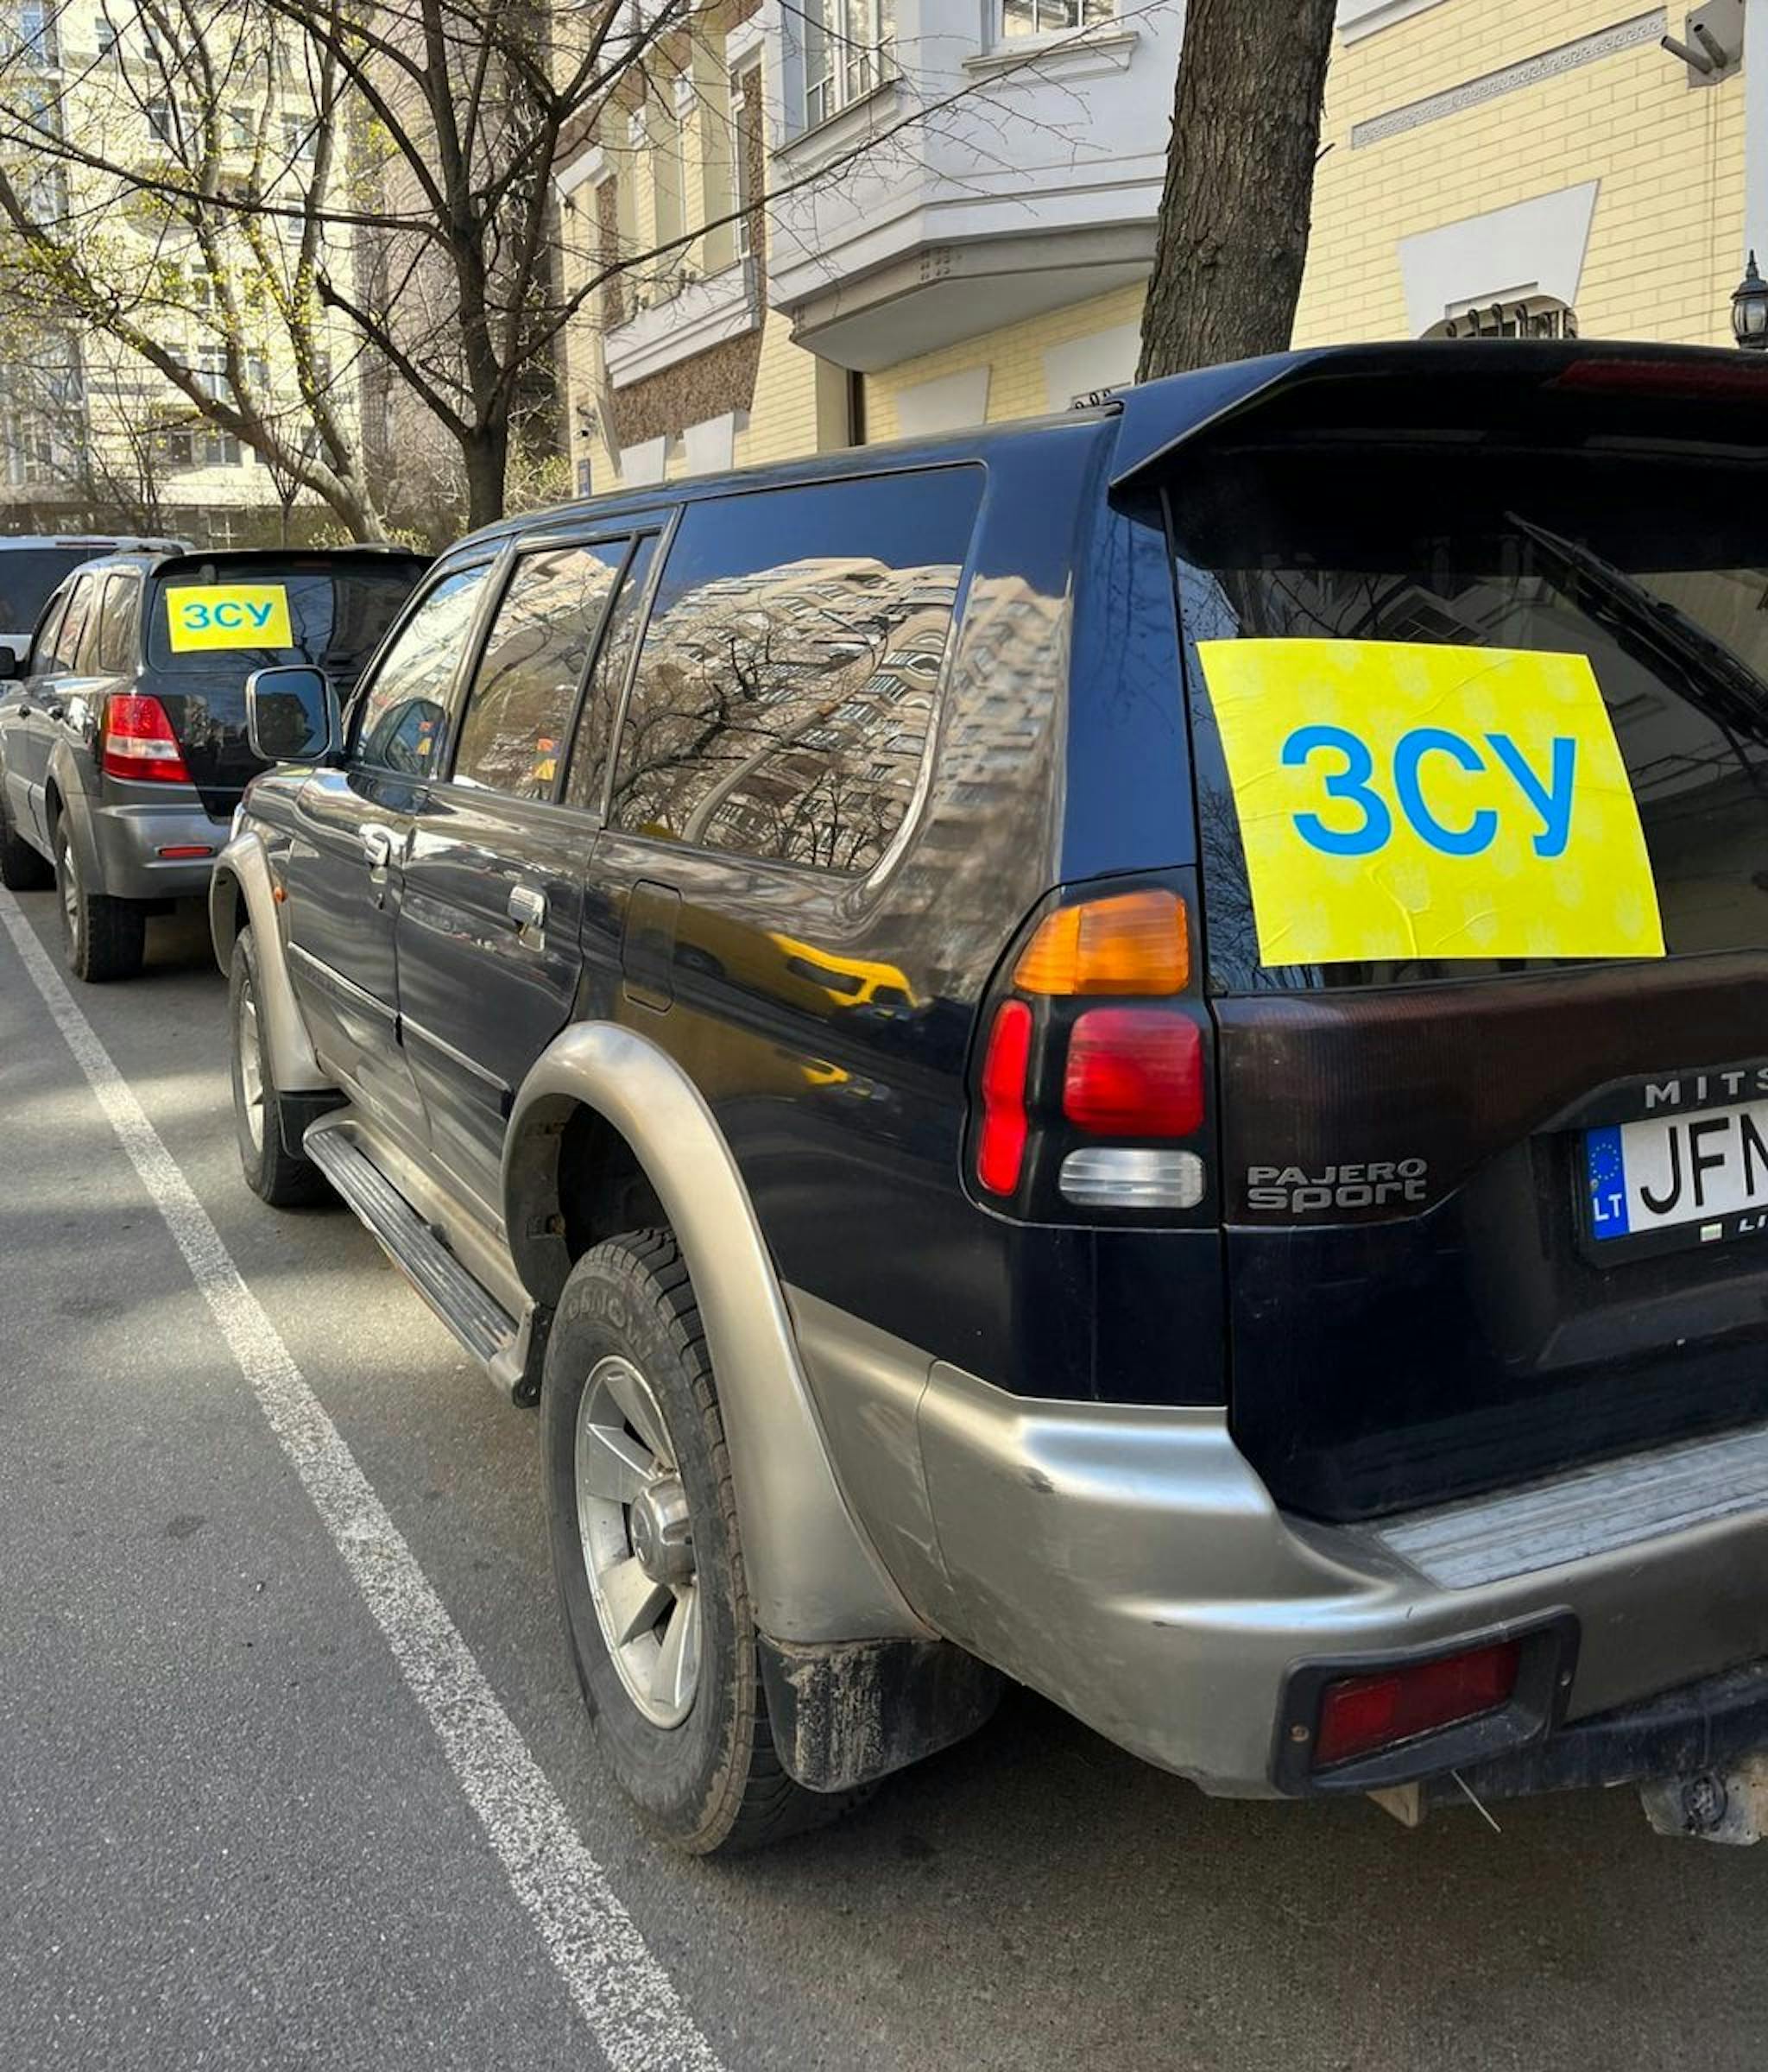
[1588,1102,1768,1241]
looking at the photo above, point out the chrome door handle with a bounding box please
[360,823,396,869]
[507,884,546,937]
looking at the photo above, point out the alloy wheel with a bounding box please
[237,976,266,1153]
[57,837,79,954]
[575,1354,702,1728]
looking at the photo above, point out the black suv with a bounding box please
[0,547,426,979]
[215,343,1768,1853]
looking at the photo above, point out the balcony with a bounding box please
[603,257,762,390]
[761,0,1184,370]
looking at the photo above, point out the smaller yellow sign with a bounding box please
[165,584,293,653]
[1196,637,1665,968]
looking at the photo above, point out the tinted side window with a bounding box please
[96,574,138,673]
[608,469,980,874]
[564,534,658,812]
[29,588,70,674]
[351,565,491,778]
[52,575,99,674]
[451,540,629,800]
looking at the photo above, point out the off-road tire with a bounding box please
[544,1230,852,1854]
[0,779,51,891]
[230,927,330,1208]
[54,821,144,982]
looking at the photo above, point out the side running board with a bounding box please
[304,1125,521,1370]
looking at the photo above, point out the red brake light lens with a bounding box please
[976,998,1034,1195]
[1062,1009,1203,1138]
[103,694,191,783]
[1314,1639,1521,1770]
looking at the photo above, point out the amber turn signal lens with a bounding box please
[1013,889,1189,996]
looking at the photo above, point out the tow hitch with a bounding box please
[1641,1755,1768,1844]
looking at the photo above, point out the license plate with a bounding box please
[1586,1100,1768,1250]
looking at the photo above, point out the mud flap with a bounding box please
[758,1634,1003,1793]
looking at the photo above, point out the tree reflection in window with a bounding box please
[352,565,491,777]
[609,471,981,875]
[453,542,629,799]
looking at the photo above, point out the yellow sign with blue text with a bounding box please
[164,584,293,653]
[1195,638,1664,967]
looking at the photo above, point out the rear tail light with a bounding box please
[103,694,191,783]
[1013,888,1188,995]
[1063,1009,1203,1136]
[1058,1147,1205,1210]
[1314,1639,1521,1770]
[976,999,1034,1196]
[970,881,1212,1215]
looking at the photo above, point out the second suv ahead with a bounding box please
[218,343,1768,1853]
[0,546,427,979]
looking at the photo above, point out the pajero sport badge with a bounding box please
[1246,1160,1428,1214]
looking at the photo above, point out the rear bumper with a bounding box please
[1426,1656,1768,1808]
[912,1366,1768,1797]
[87,795,229,900]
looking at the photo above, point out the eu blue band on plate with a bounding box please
[1587,1124,1629,1238]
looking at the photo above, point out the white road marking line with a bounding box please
[0,890,724,2072]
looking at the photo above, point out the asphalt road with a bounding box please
[2,886,1765,2072]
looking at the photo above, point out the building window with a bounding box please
[732,65,761,262]
[1430,297,1578,341]
[804,0,891,128]
[1001,0,1111,34]
[651,105,685,276]
[6,1,59,65]
[94,16,117,60]
[281,113,316,162]
[226,105,252,149]
[5,415,61,487]
[195,344,229,402]
[146,100,181,147]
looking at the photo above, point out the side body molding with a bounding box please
[210,829,332,1092]
[504,1021,930,1650]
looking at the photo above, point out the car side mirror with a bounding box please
[0,649,22,681]
[246,665,339,762]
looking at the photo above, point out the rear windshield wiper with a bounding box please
[1506,510,1768,745]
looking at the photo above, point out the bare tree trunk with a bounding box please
[1137,0,1337,380]
[462,427,510,534]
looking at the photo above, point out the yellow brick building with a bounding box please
[1296,0,1759,351]
[557,0,1768,488]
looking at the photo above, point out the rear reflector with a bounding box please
[103,694,191,783]
[976,999,1034,1195]
[1063,1009,1203,1138]
[155,844,214,860]
[1013,889,1189,996]
[1059,1147,1205,1210]
[1315,1639,1521,1769]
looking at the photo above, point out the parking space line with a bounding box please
[0,889,724,2072]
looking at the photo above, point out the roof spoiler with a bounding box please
[1108,339,1768,494]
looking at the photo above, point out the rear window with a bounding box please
[1173,445,1768,991]
[0,548,98,633]
[147,563,421,682]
